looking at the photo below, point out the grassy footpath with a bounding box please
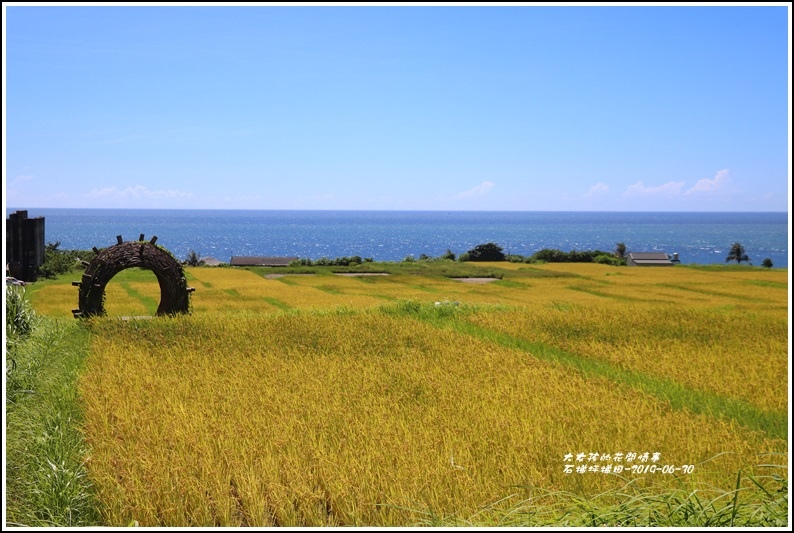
[5,288,101,527]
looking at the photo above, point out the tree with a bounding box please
[462,242,505,262]
[761,258,773,268]
[615,242,627,259]
[185,250,205,267]
[725,242,750,265]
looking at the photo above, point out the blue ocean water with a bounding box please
[6,209,790,268]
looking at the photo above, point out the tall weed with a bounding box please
[5,317,100,526]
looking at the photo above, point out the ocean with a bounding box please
[5,208,790,268]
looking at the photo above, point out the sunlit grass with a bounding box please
[18,262,789,526]
[79,309,786,526]
[26,263,789,319]
[25,282,77,318]
[464,304,788,413]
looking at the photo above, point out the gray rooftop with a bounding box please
[627,252,674,266]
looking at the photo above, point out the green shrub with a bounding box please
[594,253,625,266]
[291,256,372,267]
[36,242,95,279]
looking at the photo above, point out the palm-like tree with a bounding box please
[725,242,750,264]
[185,250,205,267]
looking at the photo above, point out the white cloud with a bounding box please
[86,185,194,200]
[87,186,120,198]
[685,169,729,195]
[623,180,685,197]
[10,174,34,187]
[583,182,609,198]
[452,180,495,200]
[5,175,38,205]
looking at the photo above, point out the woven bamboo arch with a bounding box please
[73,235,194,318]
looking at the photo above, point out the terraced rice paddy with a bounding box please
[22,262,789,526]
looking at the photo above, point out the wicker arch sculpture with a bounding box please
[72,235,194,318]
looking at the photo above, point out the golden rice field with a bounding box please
[25,263,789,526]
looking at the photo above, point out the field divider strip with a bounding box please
[656,284,773,303]
[119,282,158,315]
[566,285,661,303]
[412,311,786,441]
[261,296,291,311]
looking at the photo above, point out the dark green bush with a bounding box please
[291,256,372,267]
[530,248,616,263]
[460,243,505,262]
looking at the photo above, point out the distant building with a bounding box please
[230,256,299,267]
[626,252,677,267]
[6,210,45,281]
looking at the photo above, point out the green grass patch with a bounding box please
[680,264,776,272]
[657,284,772,303]
[743,279,788,289]
[405,283,440,292]
[117,282,158,315]
[315,285,343,295]
[492,279,525,289]
[262,296,291,311]
[107,267,159,283]
[515,266,580,278]
[5,318,101,526]
[567,285,655,303]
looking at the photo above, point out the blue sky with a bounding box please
[3,4,791,211]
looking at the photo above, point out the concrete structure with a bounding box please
[230,256,299,267]
[626,252,677,266]
[201,257,224,266]
[6,210,45,281]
